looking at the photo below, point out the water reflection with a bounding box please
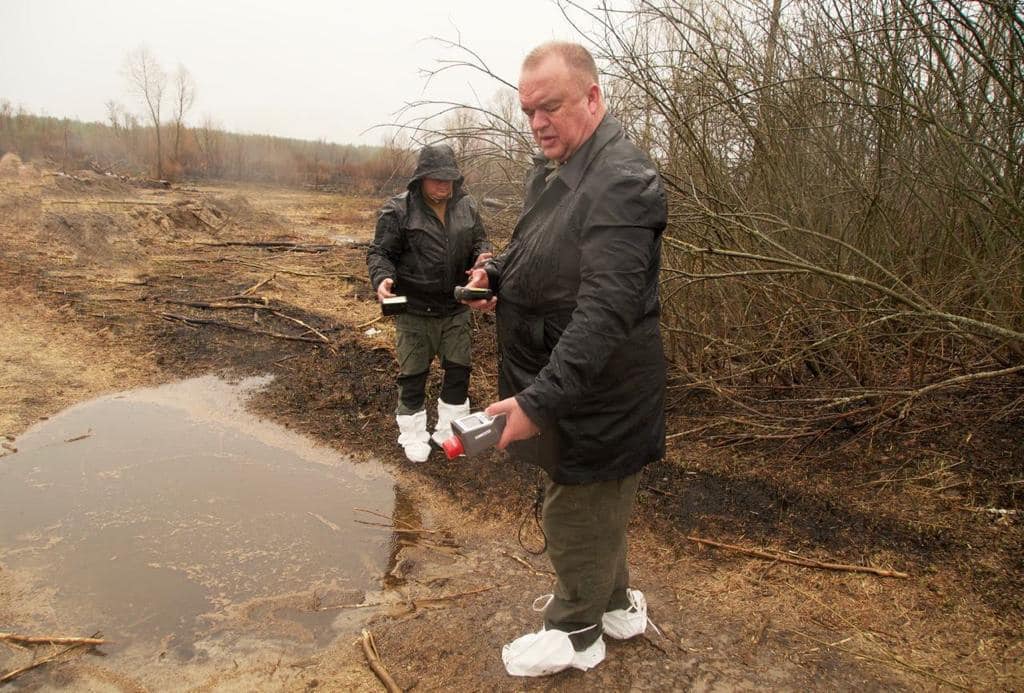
[0,375,397,657]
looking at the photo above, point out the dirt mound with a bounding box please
[163,199,231,233]
[36,192,283,266]
[210,194,283,228]
[46,170,134,196]
[0,150,21,170]
[0,152,22,176]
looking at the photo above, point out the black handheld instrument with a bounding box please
[453,286,494,302]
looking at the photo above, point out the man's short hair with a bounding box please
[522,42,599,91]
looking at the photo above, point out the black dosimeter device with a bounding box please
[381,295,407,315]
[453,286,494,301]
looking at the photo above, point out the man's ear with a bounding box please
[586,83,601,114]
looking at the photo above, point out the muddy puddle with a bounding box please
[0,375,405,681]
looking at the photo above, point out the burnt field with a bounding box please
[0,164,1020,691]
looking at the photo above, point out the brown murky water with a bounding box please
[0,376,399,664]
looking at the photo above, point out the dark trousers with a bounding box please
[394,311,471,415]
[542,471,640,649]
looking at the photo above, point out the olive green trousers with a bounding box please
[542,471,641,649]
[394,311,471,415]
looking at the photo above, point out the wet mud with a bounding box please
[0,172,1019,690]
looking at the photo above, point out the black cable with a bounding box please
[517,483,547,555]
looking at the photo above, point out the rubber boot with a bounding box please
[432,398,470,447]
[396,410,431,462]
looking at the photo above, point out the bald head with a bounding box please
[522,42,599,92]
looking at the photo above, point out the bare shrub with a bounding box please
[400,0,1023,441]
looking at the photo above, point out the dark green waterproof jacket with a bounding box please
[484,115,668,484]
[367,145,489,316]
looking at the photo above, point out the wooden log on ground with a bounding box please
[360,629,402,693]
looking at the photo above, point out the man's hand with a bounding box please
[464,268,497,311]
[376,278,396,302]
[470,252,494,271]
[485,397,540,449]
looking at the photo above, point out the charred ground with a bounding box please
[0,165,1020,690]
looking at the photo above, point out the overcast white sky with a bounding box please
[0,0,601,146]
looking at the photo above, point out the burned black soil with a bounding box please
[1,173,1020,690]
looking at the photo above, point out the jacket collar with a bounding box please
[535,114,622,192]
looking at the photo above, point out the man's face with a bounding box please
[422,177,453,203]
[519,55,600,163]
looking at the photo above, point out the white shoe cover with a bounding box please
[502,628,605,677]
[431,398,469,447]
[603,588,659,640]
[396,411,431,463]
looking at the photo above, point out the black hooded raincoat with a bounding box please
[367,145,489,316]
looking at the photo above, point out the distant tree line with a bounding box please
[0,45,414,193]
[0,100,413,193]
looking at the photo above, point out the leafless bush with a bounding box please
[403,0,1023,442]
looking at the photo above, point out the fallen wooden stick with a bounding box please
[686,536,909,579]
[64,433,92,443]
[157,299,331,346]
[0,633,106,647]
[242,274,275,295]
[357,315,383,330]
[360,629,402,693]
[500,549,554,576]
[353,507,418,530]
[45,199,165,206]
[353,520,438,534]
[158,312,324,344]
[0,633,106,684]
[407,585,497,610]
[269,309,332,345]
[196,240,336,253]
[228,258,359,279]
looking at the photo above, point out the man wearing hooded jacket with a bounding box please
[367,144,490,462]
[464,42,667,675]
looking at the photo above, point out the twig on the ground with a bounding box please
[0,633,106,647]
[353,520,438,534]
[46,199,165,206]
[500,549,554,576]
[269,310,332,347]
[158,298,333,347]
[789,629,969,691]
[408,585,497,608]
[353,507,418,530]
[645,485,678,498]
[165,256,360,280]
[196,240,336,253]
[357,315,384,330]
[63,432,92,443]
[359,629,402,693]
[397,538,464,557]
[686,536,909,578]
[242,274,275,295]
[307,512,341,532]
[0,632,106,684]
[158,312,325,345]
[959,506,1017,516]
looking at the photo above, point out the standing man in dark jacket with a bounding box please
[368,144,490,462]
[465,42,667,676]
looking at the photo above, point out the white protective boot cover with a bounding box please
[503,595,605,677]
[502,628,605,676]
[396,410,432,462]
[431,398,470,447]
[602,588,660,640]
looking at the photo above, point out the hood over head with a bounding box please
[408,143,463,192]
